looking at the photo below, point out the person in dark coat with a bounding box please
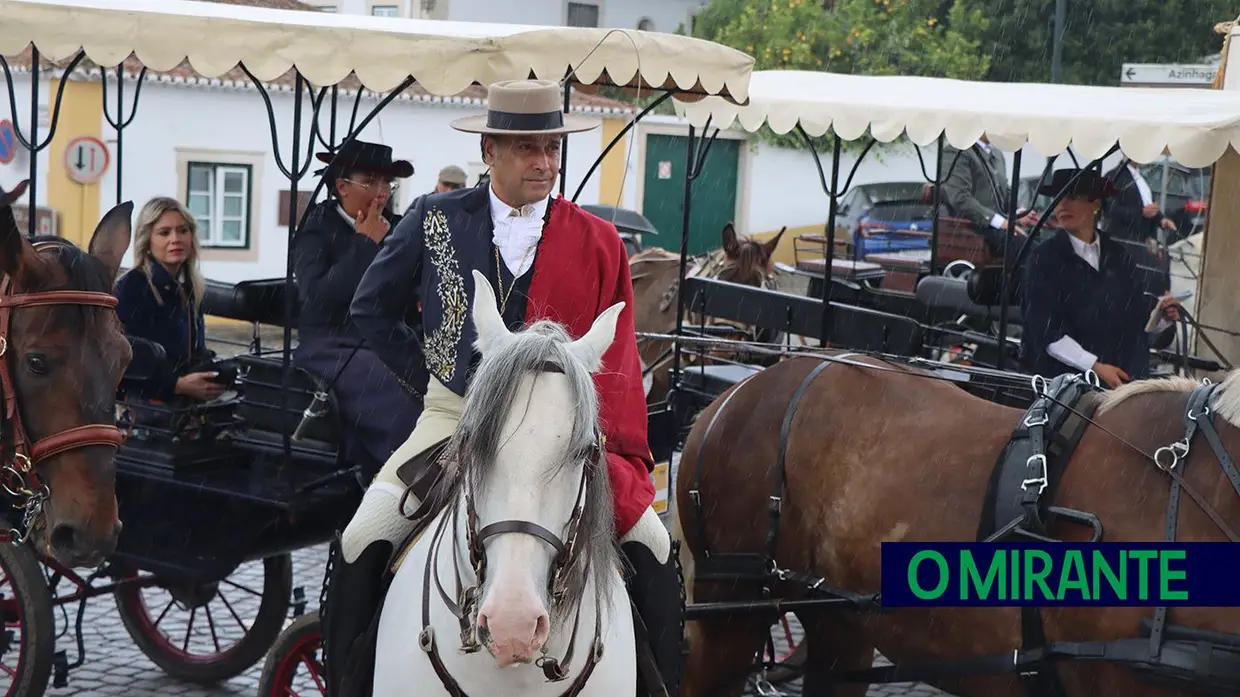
[115,196,226,404]
[292,139,426,472]
[1104,157,1179,246]
[1020,168,1182,389]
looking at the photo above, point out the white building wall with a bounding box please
[0,72,53,210]
[95,79,609,284]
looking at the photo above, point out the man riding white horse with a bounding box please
[321,78,680,697]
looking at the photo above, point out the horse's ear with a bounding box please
[760,226,786,260]
[89,201,134,282]
[568,301,625,373]
[470,269,511,355]
[0,180,45,287]
[721,222,740,258]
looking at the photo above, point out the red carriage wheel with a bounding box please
[0,540,53,697]
[257,611,324,697]
[113,553,293,684]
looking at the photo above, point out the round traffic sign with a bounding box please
[63,135,110,185]
[0,120,16,166]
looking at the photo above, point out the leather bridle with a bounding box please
[417,362,607,697]
[0,244,126,544]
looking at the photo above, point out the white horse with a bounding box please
[373,269,636,697]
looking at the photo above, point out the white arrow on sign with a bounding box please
[63,136,110,185]
[1120,63,1216,86]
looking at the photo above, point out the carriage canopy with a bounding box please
[0,0,754,101]
[676,69,1240,167]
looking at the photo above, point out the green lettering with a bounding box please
[908,551,949,600]
[1130,550,1158,600]
[1159,550,1188,601]
[1056,550,1090,600]
[962,550,1005,600]
[1023,550,1054,600]
[1010,547,1019,600]
[1092,550,1126,600]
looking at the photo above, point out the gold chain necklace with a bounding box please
[493,243,536,315]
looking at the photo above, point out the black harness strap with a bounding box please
[763,358,838,593]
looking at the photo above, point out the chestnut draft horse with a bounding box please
[630,223,785,403]
[675,352,1240,697]
[0,182,133,568]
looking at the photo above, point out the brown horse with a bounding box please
[0,181,133,568]
[629,223,785,403]
[675,352,1240,697]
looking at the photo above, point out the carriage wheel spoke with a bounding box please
[220,579,263,598]
[204,603,222,653]
[182,607,197,653]
[152,597,177,630]
[217,590,248,634]
[303,652,326,693]
[0,660,15,677]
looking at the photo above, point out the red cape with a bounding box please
[525,196,655,537]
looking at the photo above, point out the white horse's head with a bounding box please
[461,269,624,667]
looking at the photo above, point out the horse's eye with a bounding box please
[26,355,48,375]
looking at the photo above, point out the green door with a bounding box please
[641,134,740,257]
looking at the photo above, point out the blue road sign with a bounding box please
[0,120,16,165]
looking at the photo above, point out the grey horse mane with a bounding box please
[447,318,620,626]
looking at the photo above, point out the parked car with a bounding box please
[833,182,935,260]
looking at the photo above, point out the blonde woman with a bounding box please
[115,197,226,402]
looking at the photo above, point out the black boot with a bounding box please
[321,534,393,697]
[622,540,683,697]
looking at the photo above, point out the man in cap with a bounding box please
[292,139,426,475]
[434,164,468,193]
[321,80,679,697]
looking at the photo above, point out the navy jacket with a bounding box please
[348,188,482,397]
[115,263,209,400]
[292,200,406,342]
[1020,229,1157,381]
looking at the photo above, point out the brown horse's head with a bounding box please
[0,181,133,567]
[716,223,784,288]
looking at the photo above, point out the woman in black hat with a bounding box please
[291,139,426,473]
[1020,168,1182,388]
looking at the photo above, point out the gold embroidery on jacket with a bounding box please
[423,208,466,383]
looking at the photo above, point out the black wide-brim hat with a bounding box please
[314,139,414,179]
[1037,168,1116,201]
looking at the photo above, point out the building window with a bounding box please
[567,2,599,27]
[187,162,251,248]
[371,4,399,16]
[318,4,337,11]
[637,17,655,31]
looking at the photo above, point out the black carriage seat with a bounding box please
[915,274,1021,323]
[203,276,342,466]
[201,277,298,328]
[678,364,763,398]
[120,335,168,389]
[231,353,343,467]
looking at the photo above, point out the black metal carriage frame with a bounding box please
[0,36,760,696]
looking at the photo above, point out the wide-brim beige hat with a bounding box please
[451,79,598,136]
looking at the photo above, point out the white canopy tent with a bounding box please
[676,70,1240,167]
[0,0,754,101]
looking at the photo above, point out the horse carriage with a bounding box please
[0,1,756,695]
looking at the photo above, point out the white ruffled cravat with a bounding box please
[489,187,549,279]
